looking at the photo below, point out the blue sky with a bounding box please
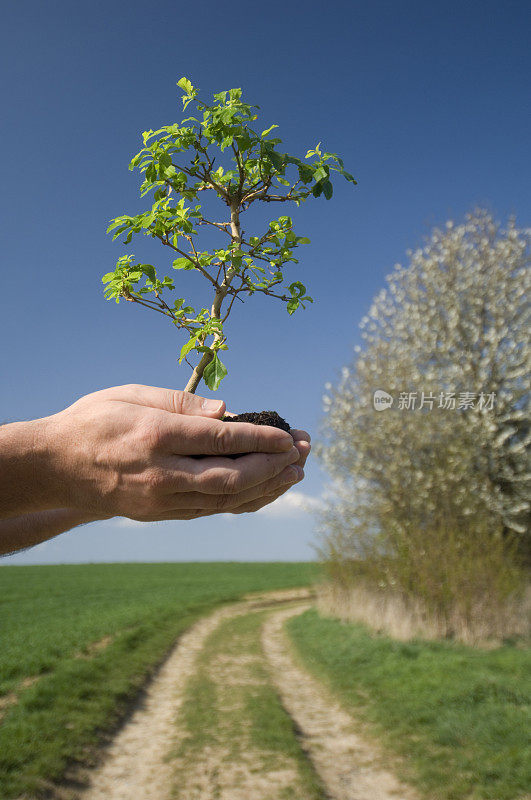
[2,0,530,563]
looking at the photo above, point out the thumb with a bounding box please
[174,390,226,418]
[92,383,226,418]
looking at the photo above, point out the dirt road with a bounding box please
[78,590,416,800]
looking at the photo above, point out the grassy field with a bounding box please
[0,562,318,799]
[287,609,531,800]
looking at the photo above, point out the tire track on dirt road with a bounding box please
[262,605,418,800]
[77,590,416,800]
[76,590,311,800]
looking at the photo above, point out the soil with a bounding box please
[221,411,291,458]
[222,411,291,432]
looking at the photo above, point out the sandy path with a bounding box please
[262,605,418,800]
[78,591,416,800]
[169,600,312,800]
[77,590,310,800]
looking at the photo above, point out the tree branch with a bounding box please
[156,233,220,289]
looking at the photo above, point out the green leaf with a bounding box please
[287,298,299,315]
[322,180,333,199]
[179,335,198,364]
[141,264,156,282]
[340,169,357,184]
[268,149,284,171]
[203,353,227,391]
[290,281,306,296]
[107,218,128,233]
[261,124,279,138]
[173,257,195,270]
[177,77,193,95]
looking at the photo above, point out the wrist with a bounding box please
[0,417,58,518]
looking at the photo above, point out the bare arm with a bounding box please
[0,385,310,553]
[0,419,54,519]
[0,509,108,557]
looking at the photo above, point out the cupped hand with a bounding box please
[39,384,308,521]
[224,427,311,515]
[214,411,311,515]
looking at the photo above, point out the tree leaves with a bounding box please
[104,76,354,392]
[322,180,333,200]
[261,124,279,138]
[179,335,198,363]
[203,353,228,391]
[173,257,195,270]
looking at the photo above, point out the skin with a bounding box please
[0,383,311,556]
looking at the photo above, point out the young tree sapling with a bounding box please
[103,77,356,427]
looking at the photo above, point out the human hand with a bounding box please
[37,384,304,521]
[219,420,311,515]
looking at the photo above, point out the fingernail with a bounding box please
[202,398,223,413]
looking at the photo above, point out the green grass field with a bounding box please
[0,562,318,799]
[287,609,531,800]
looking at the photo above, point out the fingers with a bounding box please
[160,463,304,513]
[215,482,294,516]
[229,493,283,514]
[290,429,311,469]
[89,384,226,419]
[163,416,294,456]
[130,472,304,521]
[290,428,311,444]
[165,447,301,494]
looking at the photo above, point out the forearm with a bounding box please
[0,508,107,556]
[0,418,55,519]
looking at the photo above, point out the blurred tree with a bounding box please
[318,209,530,605]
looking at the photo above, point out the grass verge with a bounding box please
[287,608,530,800]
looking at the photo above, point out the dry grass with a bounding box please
[316,579,531,646]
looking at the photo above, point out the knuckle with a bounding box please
[197,464,243,495]
[170,390,185,415]
[218,468,242,495]
[210,424,231,456]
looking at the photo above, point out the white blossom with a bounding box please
[317,209,530,567]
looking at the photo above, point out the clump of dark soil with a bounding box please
[222,411,291,432]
